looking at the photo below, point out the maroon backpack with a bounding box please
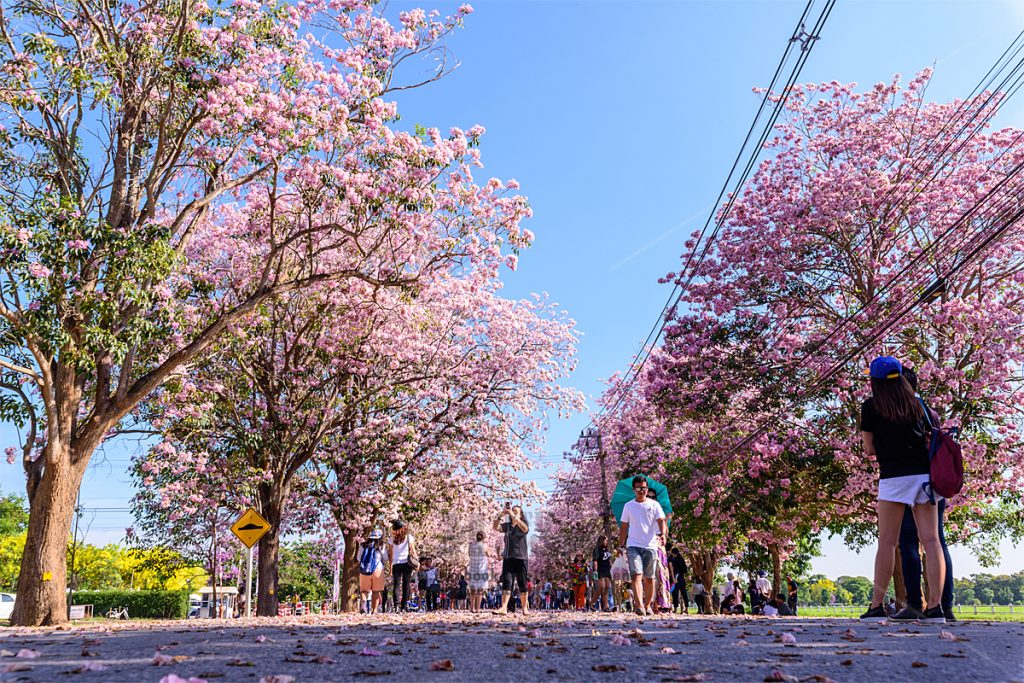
[919,399,964,499]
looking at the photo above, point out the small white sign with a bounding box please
[69,604,89,619]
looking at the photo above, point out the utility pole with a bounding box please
[67,490,81,620]
[579,427,613,539]
[597,434,613,539]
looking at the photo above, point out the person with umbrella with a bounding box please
[616,475,668,616]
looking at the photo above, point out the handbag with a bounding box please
[610,554,630,582]
[407,534,420,570]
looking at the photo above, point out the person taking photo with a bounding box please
[493,503,530,615]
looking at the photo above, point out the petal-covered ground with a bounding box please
[1,612,1021,682]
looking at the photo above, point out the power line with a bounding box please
[706,161,1024,467]
[556,28,1024,505]
[753,34,1024,362]
[609,27,1024,467]
[589,0,837,428]
[603,18,1022,439]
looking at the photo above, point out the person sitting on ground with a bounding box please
[763,597,779,616]
[728,582,747,615]
[772,595,794,616]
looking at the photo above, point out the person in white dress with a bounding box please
[467,531,490,612]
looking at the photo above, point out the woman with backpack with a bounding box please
[859,356,946,623]
[387,520,419,612]
[894,367,956,622]
[358,529,386,614]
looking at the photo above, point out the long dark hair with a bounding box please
[870,376,924,424]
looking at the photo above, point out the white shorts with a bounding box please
[878,474,942,506]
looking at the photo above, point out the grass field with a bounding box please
[797,604,1024,622]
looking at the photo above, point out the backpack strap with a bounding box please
[917,397,934,430]
[917,397,938,506]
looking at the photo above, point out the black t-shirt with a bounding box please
[592,546,612,573]
[500,522,528,560]
[860,398,930,479]
[669,553,687,578]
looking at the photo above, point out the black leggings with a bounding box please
[672,574,689,609]
[501,558,528,594]
[392,563,412,611]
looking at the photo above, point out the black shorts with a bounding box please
[597,570,612,581]
[500,558,528,593]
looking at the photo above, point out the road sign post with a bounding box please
[246,546,254,618]
[230,508,272,619]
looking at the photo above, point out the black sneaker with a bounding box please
[859,605,887,621]
[892,606,926,621]
[922,606,946,623]
[943,608,957,622]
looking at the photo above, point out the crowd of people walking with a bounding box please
[350,355,954,623]
[355,490,800,617]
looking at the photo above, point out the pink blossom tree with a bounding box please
[311,282,580,610]
[0,0,541,625]
[136,260,579,614]
[539,72,1024,607]
[650,70,1024,572]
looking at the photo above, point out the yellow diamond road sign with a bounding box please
[230,508,271,548]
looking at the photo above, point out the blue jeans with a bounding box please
[899,498,953,611]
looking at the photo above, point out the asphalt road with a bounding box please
[1,611,1022,682]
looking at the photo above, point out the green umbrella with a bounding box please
[609,475,673,522]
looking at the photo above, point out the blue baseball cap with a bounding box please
[869,356,902,380]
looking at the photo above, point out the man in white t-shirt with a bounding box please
[617,475,667,616]
[755,570,772,599]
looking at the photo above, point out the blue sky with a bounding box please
[3,0,1023,579]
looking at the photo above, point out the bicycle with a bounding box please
[106,606,129,620]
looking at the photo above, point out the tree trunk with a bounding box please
[11,442,86,626]
[920,545,930,609]
[770,545,783,599]
[689,550,719,614]
[255,494,284,617]
[340,529,361,613]
[893,547,907,609]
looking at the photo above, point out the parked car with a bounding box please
[0,593,16,620]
